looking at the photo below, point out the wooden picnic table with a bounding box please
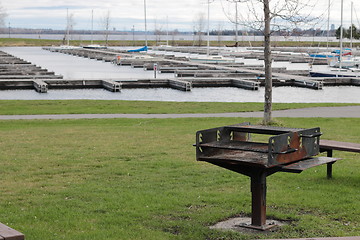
[319,139,360,178]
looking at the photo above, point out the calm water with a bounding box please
[2,47,170,80]
[0,47,359,103]
[1,87,359,103]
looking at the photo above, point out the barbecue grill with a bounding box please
[195,122,339,230]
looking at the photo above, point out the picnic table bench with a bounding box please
[320,140,360,178]
[0,222,24,240]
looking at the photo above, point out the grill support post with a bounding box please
[251,171,267,228]
[326,150,333,179]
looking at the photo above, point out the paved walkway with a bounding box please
[0,106,359,120]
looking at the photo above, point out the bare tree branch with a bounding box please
[193,12,206,46]
[0,2,7,28]
[222,0,317,124]
[101,10,111,46]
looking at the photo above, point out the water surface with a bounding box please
[0,47,359,103]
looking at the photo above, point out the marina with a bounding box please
[1,0,360,239]
[0,46,359,103]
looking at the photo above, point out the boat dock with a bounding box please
[152,46,329,65]
[1,47,359,93]
[46,47,325,89]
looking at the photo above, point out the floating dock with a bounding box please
[0,78,191,92]
[1,47,359,93]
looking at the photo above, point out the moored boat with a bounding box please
[310,67,360,77]
[189,55,236,63]
[82,44,107,49]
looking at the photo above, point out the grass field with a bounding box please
[0,100,358,115]
[1,37,359,48]
[0,101,359,239]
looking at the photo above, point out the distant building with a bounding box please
[331,24,335,31]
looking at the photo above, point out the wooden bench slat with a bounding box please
[320,140,360,153]
[280,157,340,173]
[0,223,24,240]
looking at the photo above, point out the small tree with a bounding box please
[154,18,163,45]
[216,22,224,46]
[336,27,346,39]
[193,12,206,46]
[101,10,111,46]
[0,2,7,29]
[223,0,315,125]
[336,25,360,40]
[64,10,75,45]
[349,24,360,40]
[171,29,179,46]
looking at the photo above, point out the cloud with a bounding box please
[2,0,357,31]
[22,5,85,10]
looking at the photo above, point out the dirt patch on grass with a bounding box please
[210,217,289,234]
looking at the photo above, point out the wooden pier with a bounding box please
[153,46,329,65]
[1,47,359,93]
[0,78,192,92]
[0,50,63,93]
[43,47,327,90]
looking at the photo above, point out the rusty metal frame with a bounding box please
[195,122,338,230]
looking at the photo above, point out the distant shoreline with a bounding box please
[0,37,358,48]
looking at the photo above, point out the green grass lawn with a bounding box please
[1,38,359,48]
[0,100,357,115]
[0,116,359,240]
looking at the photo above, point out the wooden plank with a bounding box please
[280,157,340,173]
[0,75,62,80]
[320,140,360,153]
[0,222,24,240]
[198,152,269,168]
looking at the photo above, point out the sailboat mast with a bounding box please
[350,1,353,49]
[235,1,238,47]
[144,0,148,48]
[166,15,169,46]
[91,10,94,45]
[339,0,344,69]
[66,8,70,46]
[326,0,330,49]
[207,0,210,56]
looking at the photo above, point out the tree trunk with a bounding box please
[263,0,272,125]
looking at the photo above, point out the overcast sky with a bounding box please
[1,0,359,31]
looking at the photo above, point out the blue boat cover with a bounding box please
[332,48,351,54]
[127,46,148,52]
